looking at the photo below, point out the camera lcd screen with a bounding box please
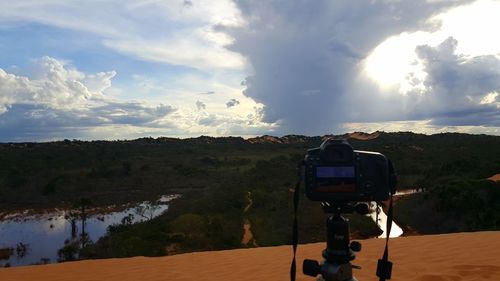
[315,166,356,193]
[316,166,355,178]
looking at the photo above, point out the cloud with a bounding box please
[347,36,500,128]
[0,57,176,141]
[0,57,95,109]
[412,37,500,126]
[226,0,474,135]
[195,111,276,136]
[343,120,500,136]
[226,98,240,108]
[3,1,498,138]
[197,112,247,127]
[91,102,175,125]
[103,35,244,70]
[198,114,224,126]
[0,56,275,140]
[195,100,206,110]
[0,0,245,71]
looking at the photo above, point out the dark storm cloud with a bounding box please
[412,38,500,127]
[226,0,472,135]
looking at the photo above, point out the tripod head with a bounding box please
[303,202,369,281]
[321,202,370,216]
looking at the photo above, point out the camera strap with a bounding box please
[290,160,304,281]
[376,194,394,280]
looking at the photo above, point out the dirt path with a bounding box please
[243,191,253,213]
[241,192,257,247]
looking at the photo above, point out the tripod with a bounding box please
[303,202,369,281]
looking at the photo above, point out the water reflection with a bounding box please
[0,194,179,267]
[367,188,422,238]
[367,202,403,238]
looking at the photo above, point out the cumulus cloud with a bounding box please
[195,100,206,110]
[226,98,240,108]
[0,57,176,141]
[226,0,474,135]
[0,56,276,140]
[0,57,102,109]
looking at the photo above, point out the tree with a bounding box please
[134,201,161,221]
[72,198,92,247]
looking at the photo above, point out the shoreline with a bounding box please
[0,194,180,221]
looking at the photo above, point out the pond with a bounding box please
[0,194,179,267]
[367,189,422,238]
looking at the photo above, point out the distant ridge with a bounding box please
[2,131,499,145]
[345,131,381,140]
[247,131,381,144]
[246,135,311,144]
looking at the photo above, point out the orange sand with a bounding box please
[488,174,500,182]
[1,231,499,281]
[347,132,380,140]
[241,220,256,246]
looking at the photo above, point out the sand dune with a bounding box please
[1,231,499,281]
[347,132,380,140]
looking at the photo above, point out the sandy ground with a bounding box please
[1,231,499,281]
[241,192,257,247]
[488,174,500,182]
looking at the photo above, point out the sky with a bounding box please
[0,0,499,141]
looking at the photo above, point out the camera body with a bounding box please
[304,139,396,202]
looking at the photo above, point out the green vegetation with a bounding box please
[395,178,500,234]
[0,247,13,260]
[0,132,499,260]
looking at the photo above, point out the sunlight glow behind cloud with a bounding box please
[364,0,500,94]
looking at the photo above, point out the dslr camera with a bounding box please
[304,139,396,202]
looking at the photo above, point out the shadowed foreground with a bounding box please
[1,231,499,281]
